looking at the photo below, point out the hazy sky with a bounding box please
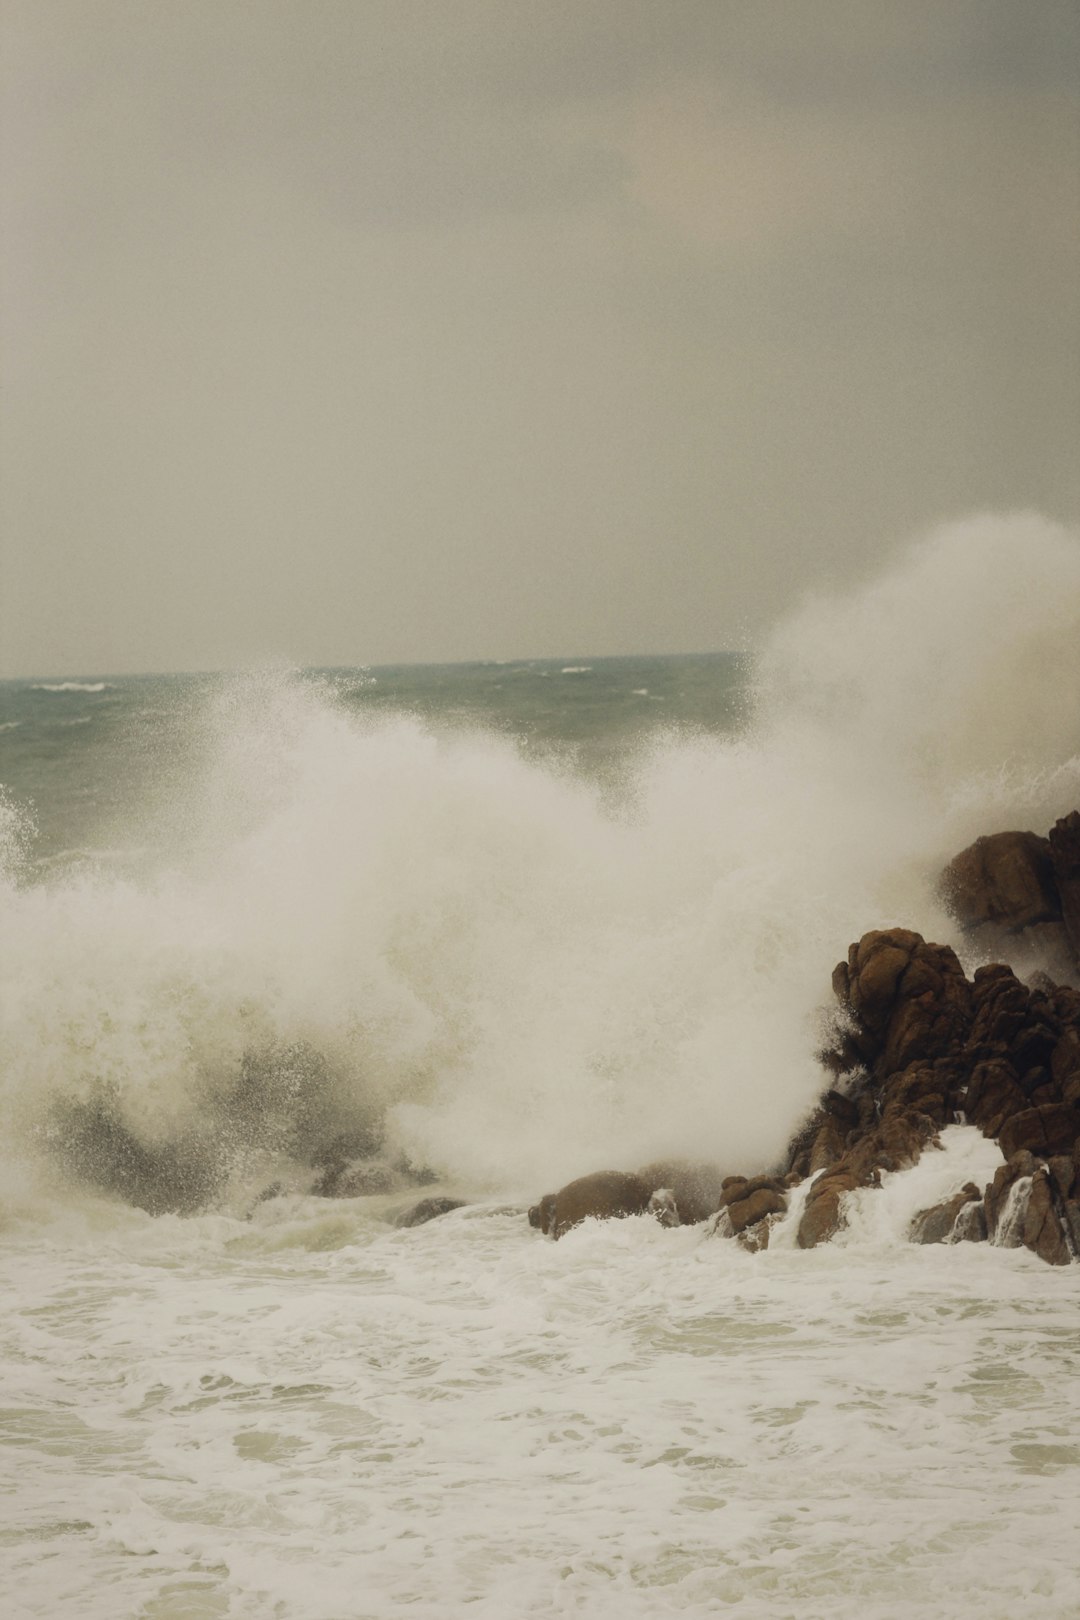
[2,1,1078,675]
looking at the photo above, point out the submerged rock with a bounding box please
[635,1160,725,1224]
[395,1197,467,1228]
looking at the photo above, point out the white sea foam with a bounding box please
[30,681,112,693]
[2,1182,1078,1620]
[4,514,1080,1618]
[1,514,1080,1210]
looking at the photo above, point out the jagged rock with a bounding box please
[738,1214,782,1252]
[1048,811,1080,964]
[808,1117,847,1173]
[529,1170,654,1239]
[798,1171,858,1248]
[882,1063,951,1124]
[940,830,1060,937]
[953,1199,989,1242]
[726,1185,787,1234]
[962,1059,1029,1136]
[1047,1155,1077,1201]
[395,1196,466,1228]
[984,1151,1039,1245]
[1021,1170,1071,1265]
[830,930,971,1079]
[910,1183,982,1245]
[1050,1030,1080,1104]
[836,1109,939,1188]
[718,1173,788,1206]
[998,1103,1080,1160]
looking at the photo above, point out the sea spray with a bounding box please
[3,513,1080,1214]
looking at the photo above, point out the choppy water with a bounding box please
[3,515,1080,1617]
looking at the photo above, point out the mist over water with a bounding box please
[3,514,1080,1216]
[6,515,1080,1620]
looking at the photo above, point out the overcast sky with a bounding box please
[2,1,1078,675]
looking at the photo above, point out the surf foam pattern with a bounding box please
[1,513,1080,1210]
[2,1174,1079,1619]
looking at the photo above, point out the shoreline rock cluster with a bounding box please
[528,812,1080,1265]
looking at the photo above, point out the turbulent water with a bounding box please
[3,514,1080,1618]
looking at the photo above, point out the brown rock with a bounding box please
[953,1199,989,1242]
[636,1160,725,1225]
[1022,1170,1071,1266]
[718,1173,787,1206]
[797,1172,857,1249]
[1048,811,1080,965]
[726,1186,787,1234]
[808,1118,847,1173]
[940,830,1060,936]
[1047,1155,1076,1201]
[1050,1031,1080,1104]
[984,1151,1039,1244]
[910,1183,982,1245]
[962,1059,1028,1137]
[828,930,974,1083]
[535,1170,654,1239]
[998,1103,1080,1160]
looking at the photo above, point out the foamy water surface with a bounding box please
[3,1134,1080,1620]
[3,516,1080,1616]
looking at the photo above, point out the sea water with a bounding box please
[2,514,1080,1618]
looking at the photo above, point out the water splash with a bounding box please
[3,514,1080,1214]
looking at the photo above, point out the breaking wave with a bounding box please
[2,513,1080,1216]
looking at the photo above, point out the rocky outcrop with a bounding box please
[941,831,1060,937]
[529,1160,728,1240]
[910,1183,983,1244]
[1049,811,1080,964]
[942,813,1080,981]
[526,811,1080,1267]
[810,921,1080,1263]
[529,1171,655,1239]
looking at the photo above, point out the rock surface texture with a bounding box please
[528,811,1080,1266]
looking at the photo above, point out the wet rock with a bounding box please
[952,1199,988,1243]
[313,1159,403,1198]
[808,1117,847,1173]
[1021,1170,1071,1266]
[394,1197,467,1228]
[983,1151,1039,1245]
[1048,811,1080,964]
[647,1188,680,1227]
[531,1170,654,1239]
[1047,1155,1076,1201]
[909,1183,982,1245]
[636,1159,725,1224]
[998,1103,1080,1161]
[1050,1030,1080,1104]
[725,1185,787,1235]
[961,1059,1028,1137]
[940,830,1060,938]
[797,1172,858,1249]
[829,930,971,1079]
[45,1091,221,1215]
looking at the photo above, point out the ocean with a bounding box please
[3,516,1080,1618]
